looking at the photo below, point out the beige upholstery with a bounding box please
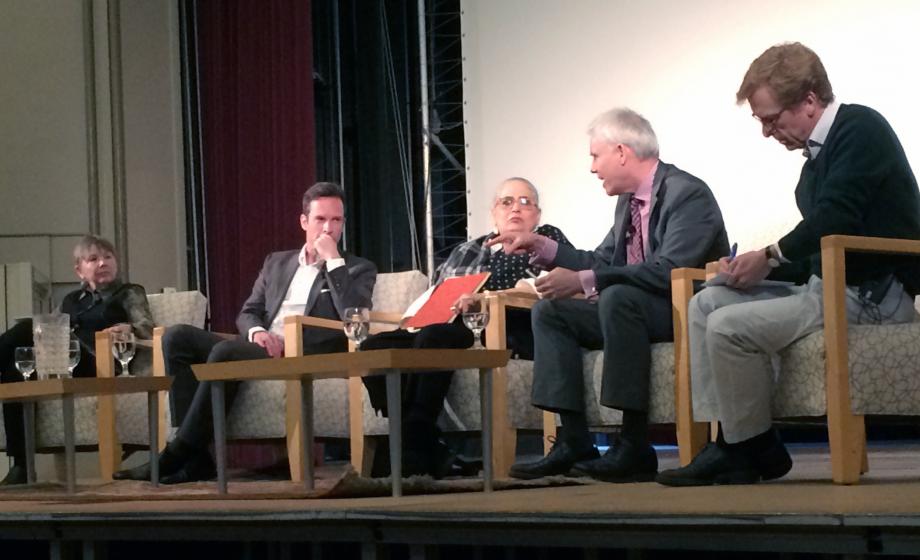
[675,235,920,484]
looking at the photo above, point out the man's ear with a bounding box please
[300,213,309,231]
[802,91,820,117]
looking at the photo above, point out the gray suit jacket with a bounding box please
[554,161,729,296]
[236,250,377,347]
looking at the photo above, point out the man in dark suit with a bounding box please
[114,182,377,483]
[656,42,920,486]
[491,108,729,481]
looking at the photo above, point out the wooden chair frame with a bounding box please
[674,234,920,484]
[94,330,165,480]
[477,266,708,476]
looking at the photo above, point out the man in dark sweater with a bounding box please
[657,42,920,486]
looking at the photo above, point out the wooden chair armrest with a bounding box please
[670,267,706,283]
[369,311,404,324]
[484,288,540,311]
[283,314,343,331]
[704,261,720,279]
[822,234,920,256]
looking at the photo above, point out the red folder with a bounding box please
[402,272,491,330]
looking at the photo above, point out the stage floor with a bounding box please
[2,443,920,556]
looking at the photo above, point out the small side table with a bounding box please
[193,348,510,497]
[0,376,172,493]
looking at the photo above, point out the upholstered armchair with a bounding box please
[675,235,920,484]
[0,290,207,481]
[432,267,708,477]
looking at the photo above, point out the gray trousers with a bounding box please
[690,275,918,443]
[530,284,673,414]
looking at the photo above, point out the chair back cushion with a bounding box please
[372,270,429,312]
[147,290,208,329]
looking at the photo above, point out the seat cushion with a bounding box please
[776,322,920,418]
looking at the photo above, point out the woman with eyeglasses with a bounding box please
[0,235,153,485]
[360,177,571,478]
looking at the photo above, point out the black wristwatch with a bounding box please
[764,245,781,269]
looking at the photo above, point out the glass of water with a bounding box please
[343,307,370,349]
[111,331,136,377]
[14,347,35,380]
[67,336,81,377]
[462,297,490,348]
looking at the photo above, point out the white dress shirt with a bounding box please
[248,245,345,341]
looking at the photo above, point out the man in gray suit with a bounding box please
[115,182,377,483]
[492,108,728,481]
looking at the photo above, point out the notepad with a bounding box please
[402,272,491,330]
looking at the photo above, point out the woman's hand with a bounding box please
[105,323,133,335]
[450,293,479,314]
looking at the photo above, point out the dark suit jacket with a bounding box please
[236,250,377,350]
[774,104,920,291]
[553,161,729,296]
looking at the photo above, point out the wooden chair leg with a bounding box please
[359,436,377,477]
[542,411,557,455]
[823,242,864,485]
[285,379,304,482]
[493,427,517,477]
[860,435,869,474]
[95,331,119,480]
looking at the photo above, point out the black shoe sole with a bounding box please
[759,457,793,481]
[571,468,657,483]
[508,466,571,480]
[656,469,760,487]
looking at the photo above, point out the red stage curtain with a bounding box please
[197,0,315,332]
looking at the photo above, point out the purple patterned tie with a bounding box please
[626,196,645,265]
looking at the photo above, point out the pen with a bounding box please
[729,242,738,260]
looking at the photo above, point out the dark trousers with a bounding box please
[361,312,536,424]
[1,320,96,460]
[360,322,475,423]
[162,324,347,452]
[530,284,673,414]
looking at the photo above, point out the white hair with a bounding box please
[587,107,659,160]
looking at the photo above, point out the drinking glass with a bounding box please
[461,297,490,348]
[14,347,35,380]
[343,307,371,349]
[111,331,136,377]
[67,337,81,377]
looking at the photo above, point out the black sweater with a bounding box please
[774,104,920,291]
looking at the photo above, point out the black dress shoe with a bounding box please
[113,461,153,481]
[0,465,27,486]
[113,445,188,481]
[753,432,793,481]
[655,443,760,486]
[570,438,658,483]
[508,440,599,480]
[402,440,457,479]
[160,453,216,485]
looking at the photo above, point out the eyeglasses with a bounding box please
[754,107,787,132]
[496,196,537,209]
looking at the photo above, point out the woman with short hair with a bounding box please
[0,235,154,485]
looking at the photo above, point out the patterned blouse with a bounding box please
[434,224,572,290]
